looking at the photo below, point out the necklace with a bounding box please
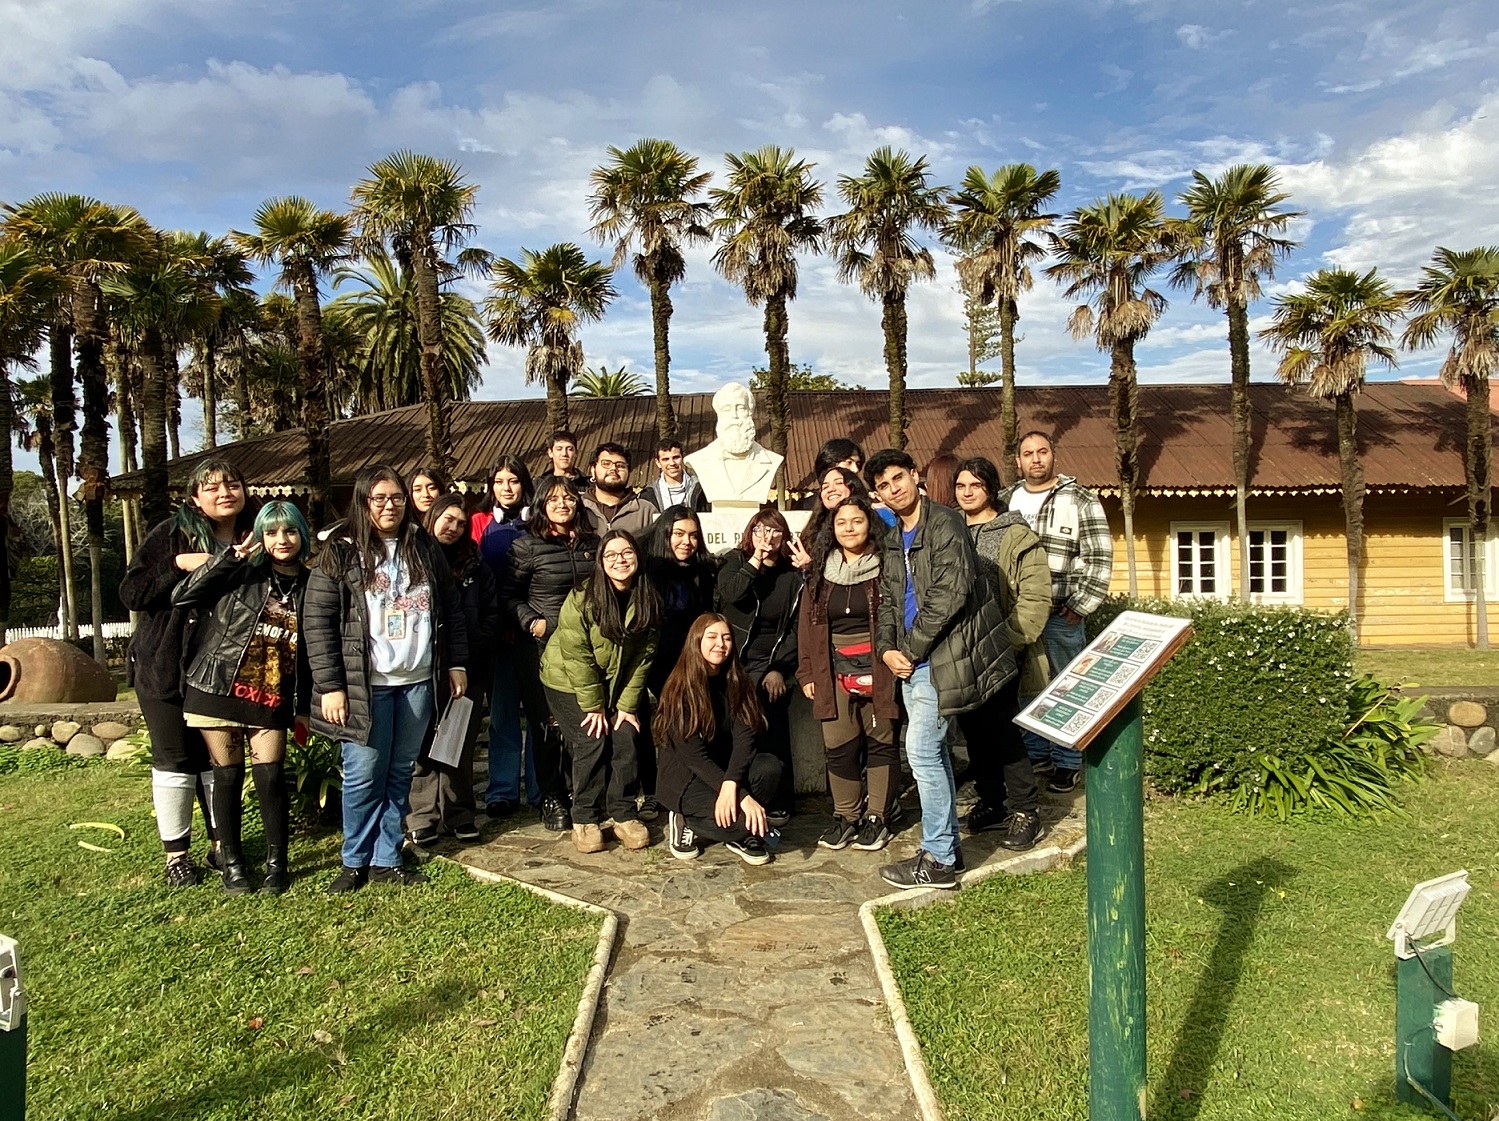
[269,569,297,607]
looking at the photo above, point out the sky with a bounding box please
[3,0,1497,459]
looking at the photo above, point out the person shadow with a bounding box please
[1150,856,1296,1119]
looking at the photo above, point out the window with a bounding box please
[1444,519,1499,602]
[1171,523,1230,599]
[1247,522,1303,604]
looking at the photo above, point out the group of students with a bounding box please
[121,424,1111,895]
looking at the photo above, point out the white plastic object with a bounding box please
[0,933,24,1031]
[1434,998,1479,1051]
[1387,870,1470,959]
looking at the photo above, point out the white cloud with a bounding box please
[1175,24,1230,50]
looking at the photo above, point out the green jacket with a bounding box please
[539,587,657,715]
[969,512,1052,697]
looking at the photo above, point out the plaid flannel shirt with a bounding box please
[999,474,1113,616]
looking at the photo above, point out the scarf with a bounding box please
[822,549,881,587]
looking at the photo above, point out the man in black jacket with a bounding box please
[867,449,1016,890]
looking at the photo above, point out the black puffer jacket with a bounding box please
[303,528,469,743]
[451,550,501,682]
[876,498,1016,716]
[715,550,801,679]
[118,520,207,703]
[500,529,599,641]
[646,555,717,694]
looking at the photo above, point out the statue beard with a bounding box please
[718,419,755,457]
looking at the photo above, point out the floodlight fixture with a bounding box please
[1387,870,1470,959]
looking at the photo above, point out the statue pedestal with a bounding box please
[700,509,811,555]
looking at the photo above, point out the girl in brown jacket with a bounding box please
[797,495,900,852]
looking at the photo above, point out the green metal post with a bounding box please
[0,1014,22,1121]
[1085,696,1147,1121]
[1395,946,1453,1109]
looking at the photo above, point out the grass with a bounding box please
[0,763,601,1121]
[1358,646,1499,688]
[877,762,1499,1121]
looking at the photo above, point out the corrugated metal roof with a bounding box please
[115,381,1494,497]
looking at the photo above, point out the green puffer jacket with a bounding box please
[539,587,657,715]
[876,498,1017,716]
[968,511,1052,696]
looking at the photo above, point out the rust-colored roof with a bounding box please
[114,381,1495,497]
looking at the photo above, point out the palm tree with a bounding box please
[943,163,1060,477]
[1046,192,1173,595]
[587,138,713,441]
[232,197,350,527]
[14,376,65,626]
[710,146,824,456]
[572,364,651,398]
[484,243,617,434]
[326,247,485,412]
[1261,268,1403,641]
[1169,165,1302,599]
[176,232,255,450]
[350,151,481,479]
[2,193,150,655]
[825,147,948,451]
[1401,246,1499,649]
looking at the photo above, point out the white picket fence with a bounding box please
[5,622,135,641]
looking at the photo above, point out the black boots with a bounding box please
[261,845,290,895]
[211,764,252,894]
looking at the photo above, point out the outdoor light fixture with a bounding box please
[0,933,25,1121]
[1386,871,1479,1116]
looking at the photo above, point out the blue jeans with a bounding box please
[902,663,959,866]
[341,681,433,869]
[483,646,539,807]
[1022,612,1088,771]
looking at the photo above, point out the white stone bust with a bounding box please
[685,381,784,508]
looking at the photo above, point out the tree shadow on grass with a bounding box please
[1149,857,1297,1120]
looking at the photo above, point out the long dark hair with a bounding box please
[646,505,710,567]
[425,493,478,580]
[923,454,961,507]
[173,457,256,551]
[478,454,534,517]
[527,478,589,540]
[585,529,660,643]
[653,612,765,745]
[407,465,451,494]
[806,494,883,606]
[328,464,425,583]
[955,456,1006,515]
[812,437,864,479]
[804,465,870,542]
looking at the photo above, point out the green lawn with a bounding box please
[878,763,1499,1121]
[1358,646,1499,688]
[0,763,600,1121]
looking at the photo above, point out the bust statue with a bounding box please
[685,382,784,508]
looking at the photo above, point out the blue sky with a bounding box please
[3,0,1497,455]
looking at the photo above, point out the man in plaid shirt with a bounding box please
[999,431,1114,792]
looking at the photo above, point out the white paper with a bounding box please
[428,695,474,767]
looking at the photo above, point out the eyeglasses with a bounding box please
[602,549,636,562]
[547,494,578,506]
[368,494,406,508]
[751,525,784,538]
[596,460,629,472]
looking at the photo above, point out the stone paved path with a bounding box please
[454,780,1086,1121]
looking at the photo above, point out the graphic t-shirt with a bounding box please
[1007,484,1051,531]
[183,576,303,729]
[366,540,433,686]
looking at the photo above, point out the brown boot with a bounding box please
[613,819,650,851]
[572,823,605,854]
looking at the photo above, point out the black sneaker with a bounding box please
[638,796,662,822]
[999,810,1042,851]
[205,846,222,872]
[453,823,482,843]
[539,794,572,832]
[485,800,517,818]
[817,815,859,851]
[410,826,440,847]
[851,815,891,851]
[1030,758,1057,778]
[667,811,700,861]
[879,850,959,891]
[766,808,791,828]
[326,865,368,894]
[725,836,772,866]
[370,865,428,886]
[1046,768,1080,794]
[164,854,201,888]
[965,800,1006,833]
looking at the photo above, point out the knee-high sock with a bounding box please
[251,761,290,850]
[210,764,245,854]
[151,769,197,852]
[197,770,218,841]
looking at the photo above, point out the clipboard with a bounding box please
[428,695,474,767]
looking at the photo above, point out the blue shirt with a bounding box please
[901,524,920,646]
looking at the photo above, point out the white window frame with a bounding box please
[1443,519,1499,602]
[1246,521,1304,605]
[1170,522,1231,600]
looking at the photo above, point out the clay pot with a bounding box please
[0,638,116,704]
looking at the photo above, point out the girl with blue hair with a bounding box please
[172,499,313,895]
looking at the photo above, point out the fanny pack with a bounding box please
[834,639,874,697]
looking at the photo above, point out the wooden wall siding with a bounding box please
[1087,494,1477,647]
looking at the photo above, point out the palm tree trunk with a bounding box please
[762,295,791,456]
[139,329,171,529]
[1227,298,1253,599]
[999,298,1019,485]
[73,280,111,662]
[34,421,64,629]
[1335,392,1364,643]
[409,238,454,479]
[882,290,909,452]
[0,361,12,646]
[545,366,570,435]
[291,264,332,529]
[1464,372,1491,649]
[49,321,78,640]
[1109,341,1140,597]
[166,348,182,462]
[649,274,677,441]
[109,334,141,558]
[202,342,218,449]
[234,354,252,442]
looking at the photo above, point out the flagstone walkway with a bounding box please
[454,783,1086,1121]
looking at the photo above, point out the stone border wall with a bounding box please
[0,701,146,760]
[1400,687,1499,760]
